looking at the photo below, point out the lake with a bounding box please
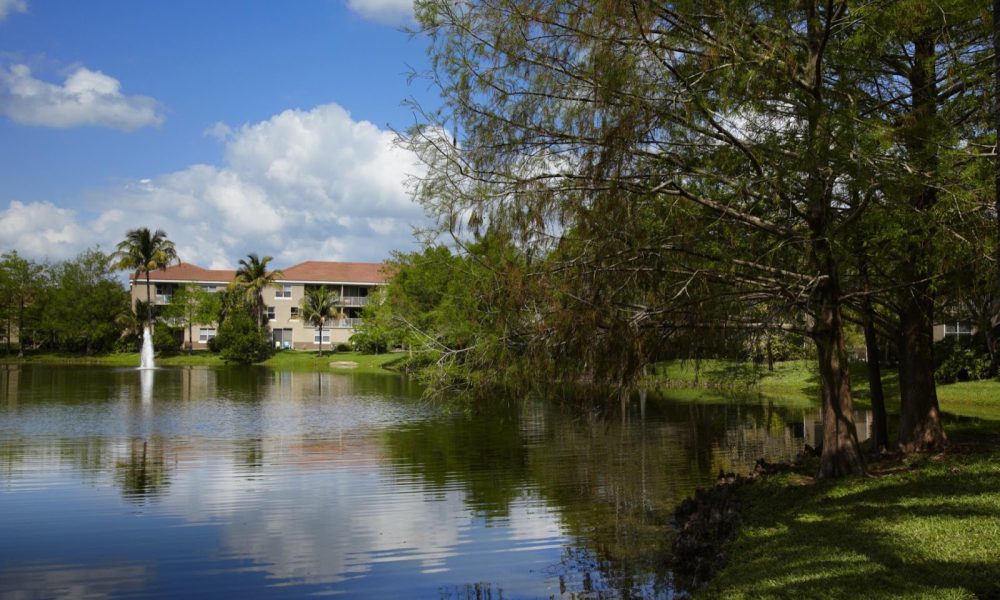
[0,365,868,598]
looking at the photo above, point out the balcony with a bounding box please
[332,318,363,329]
[310,318,363,330]
[155,294,173,304]
[338,296,369,307]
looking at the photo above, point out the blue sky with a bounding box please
[0,0,434,267]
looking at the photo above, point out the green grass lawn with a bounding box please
[0,349,405,374]
[654,358,1000,422]
[659,359,1000,599]
[698,440,1000,599]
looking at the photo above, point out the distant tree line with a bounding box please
[0,249,130,355]
[0,232,323,365]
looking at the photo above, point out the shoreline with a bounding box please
[0,349,405,375]
[678,429,1000,599]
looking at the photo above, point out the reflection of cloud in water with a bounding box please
[506,492,565,543]
[0,563,148,599]
[159,448,569,587]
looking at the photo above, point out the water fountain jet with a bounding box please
[140,325,155,370]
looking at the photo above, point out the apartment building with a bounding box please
[129,261,387,350]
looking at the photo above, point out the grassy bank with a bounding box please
[0,350,405,374]
[699,433,1000,598]
[654,358,1000,421]
[659,360,1000,598]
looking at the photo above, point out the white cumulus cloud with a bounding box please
[346,0,413,26]
[0,0,27,21]
[0,64,164,130]
[0,200,100,260]
[0,102,426,266]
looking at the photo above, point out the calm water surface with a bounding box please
[0,365,868,598]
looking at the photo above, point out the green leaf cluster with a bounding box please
[212,309,273,365]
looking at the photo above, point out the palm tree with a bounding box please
[113,228,178,328]
[231,253,284,327]
[300,286,338,356]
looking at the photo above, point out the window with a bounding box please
[201,284,219,292]
[267,306,276,321]
[313,331,331,344]
[198,327,217,342]
[944,322,972,336]
[290,306,299,319]
[272,328,293,349]
[276,284,293,299]
[154,283,174,303]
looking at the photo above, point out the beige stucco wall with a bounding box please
[265,283,363,350]
[132,279,378,351]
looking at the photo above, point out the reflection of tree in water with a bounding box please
[662,394,808,475]
[0,440,24,479]
[382,400,529,518]
[235,437,264,479]
[384,393,817,598]
[59,437,112,483]
[382,397,680,596]
[550,546,670,600]
[115,438,170,502]
[528,400,682,597]
[437,582,507,600]
[212,366,272,401]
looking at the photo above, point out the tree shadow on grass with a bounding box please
[701,460,1000,599]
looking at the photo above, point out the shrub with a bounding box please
[114,335,140,354]
[934,337,991,384]
[212,312,272,364]
[748,332,814,365]
[350,330,389,354]
[335,342,352,353]
[152,324,182,356]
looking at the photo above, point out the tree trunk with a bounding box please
[862,298,889,453]
[799,0,864,478]
[17,298,24,358]
[897,31,946,453]
[766,336,774,372]
[986,323,998,379]
[318,323,324,357]
[813,284,866,478]
[898,291,947,452]
[993,0,1000,377]
[859,260,889,453]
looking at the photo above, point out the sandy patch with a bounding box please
[329,361,359,369]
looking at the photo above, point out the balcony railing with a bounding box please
[338,296,369,307]
[308,318,364,330]
[332,318,363,329]
[155,294,173,304]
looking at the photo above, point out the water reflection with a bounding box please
[140,368,154,404]
[115,438,169,502]
[0,563,149,599]
[0,365,867,598]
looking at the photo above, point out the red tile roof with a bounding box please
[131,262,235,283]
[133,261,388,284]
[279,261,388,284]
